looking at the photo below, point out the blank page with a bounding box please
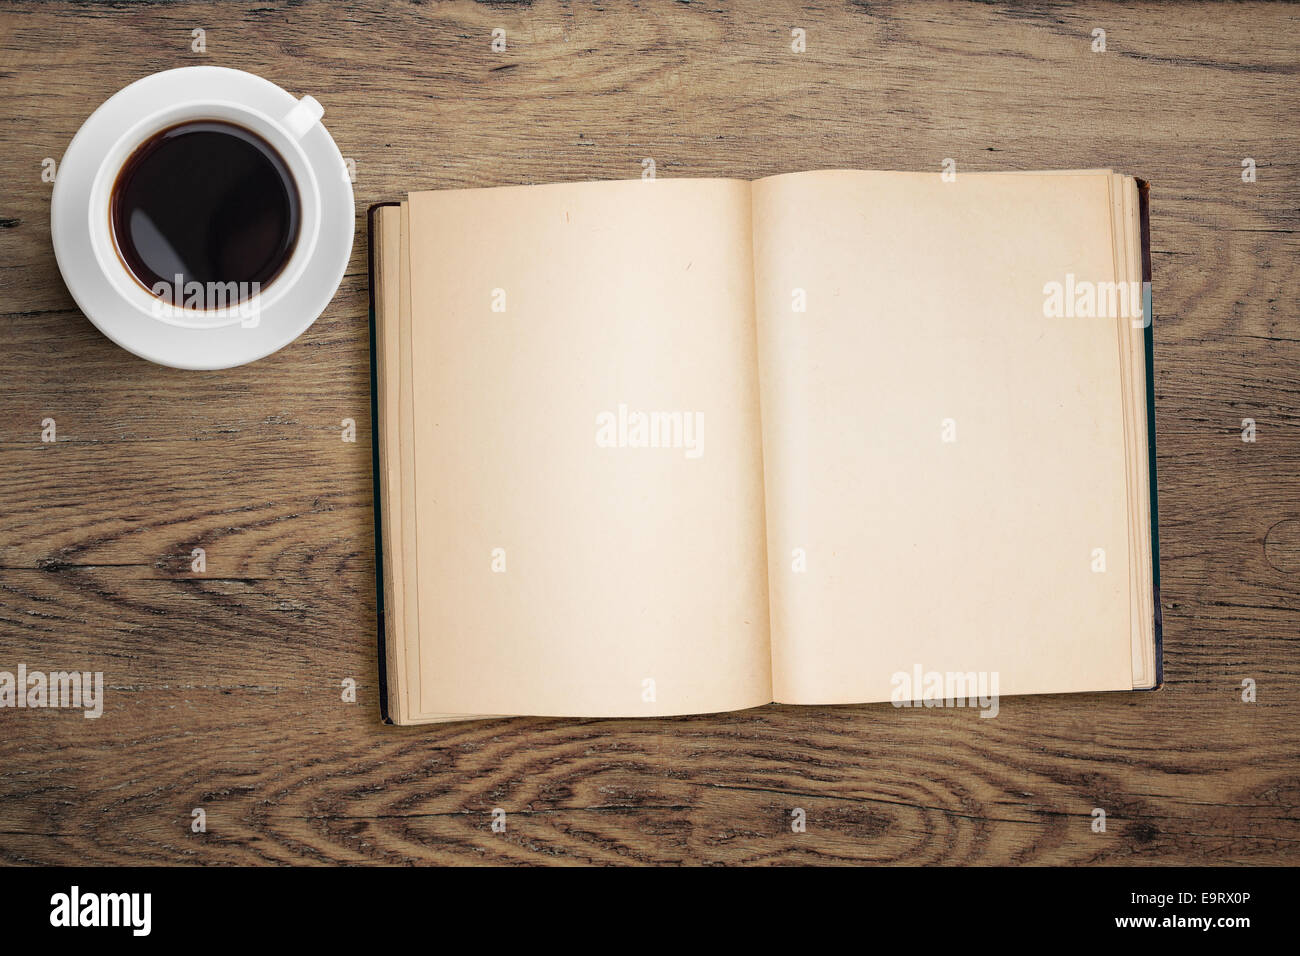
[404,179,772,717]
[752,170,1135,704]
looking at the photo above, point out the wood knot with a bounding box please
[1264,519,1300,573]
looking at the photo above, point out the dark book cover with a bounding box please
[1137,179,1165,688]
[367,201,399,724]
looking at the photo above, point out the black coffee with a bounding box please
[110,120,300,301]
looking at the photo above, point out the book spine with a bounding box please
[1137,179,1164,689]
[367,202,400,724]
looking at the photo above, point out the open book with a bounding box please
[367,170,1161,725]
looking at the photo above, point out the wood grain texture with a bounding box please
[1,0,1297,866]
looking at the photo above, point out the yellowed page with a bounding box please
[1118,176,1156,688]
[753,170,1134,704]
[388,204,494,724]
[397,202,429,720]
[406,178,771,717]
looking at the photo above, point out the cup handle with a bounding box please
[284,95,324,140]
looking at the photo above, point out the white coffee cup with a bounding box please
[52,67,354,369]
[84,94,325,329]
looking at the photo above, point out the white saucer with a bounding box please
[51,67,354,370]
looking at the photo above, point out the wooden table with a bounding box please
[1,0,1296,866]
